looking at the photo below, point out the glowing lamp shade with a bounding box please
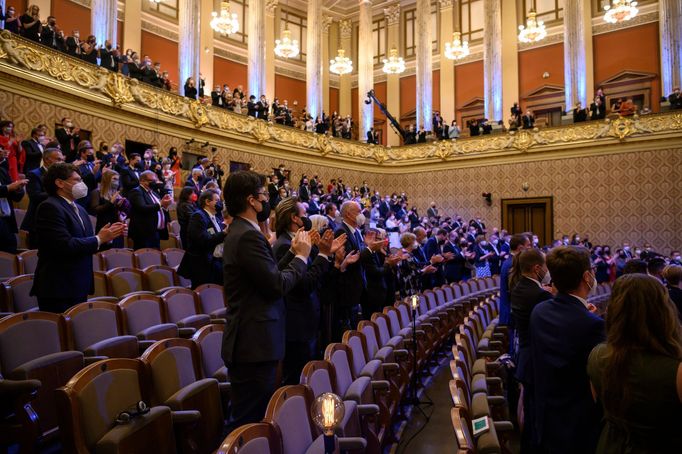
[311,393,345,436]
[411,295,419,310]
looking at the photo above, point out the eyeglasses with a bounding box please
[254,191,270,201]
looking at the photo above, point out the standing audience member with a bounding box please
[127,170,172,249]
[184,77,198,99]
[663,265,682,322]
[0,121,21,181]
[220,171,312,430]
[116,152,141,195]
[176,186,197,249]
[588,274,682,453]
[21,147,64,248]
[21,127,45,173]
[89,169,129,249]
[0,146,27,253]
[20,5,41,42]
[55,117,80,163]
[2,6,20,33]
[499,234,530,327]
[530,246,605,454]
[31,163,125,312]
[178,189,226,288]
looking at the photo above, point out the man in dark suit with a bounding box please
[426,202,439,221]
[246,95,258,118]
[423,228,448,288]
[298,177,310,203]
[99,41,119,72]
[55,117,80,163]
[360,228,399,316]
[366,127,376,144]
[378,196,391,220]
[21,147,64,249]
[221,171,312,430]
[185,168,204,197]
[333,200,366,333]
[272,197,337,384]
[669,87,682,109]
[116,153,141,196]
[257,95,269,120]
[41,16,58,48]
[30,163,125,312]
[127,170,172,249]
[306,196,321,216]
[498,234,530,327]
[178,189,226,288]
[522,110,535,129]
[530,246,605,454]
[0,147,27,254]
[21,127,45,173]
[211,85,223,107]
[510,248,554,453]
[443,231,466,283]
[74,140,101,209]
[324,203,338,232]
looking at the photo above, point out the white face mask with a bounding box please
[71,181,89,200]
[587,273,597,297]
[540,269,552,286]
[480,241,487,247]
[356,213,366,227]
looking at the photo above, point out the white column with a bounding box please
[248,0,266,98]
[385,3,401,146]
[339,19,353,117]
[322,16,332,115]
[500,0,519,122]
[179,0,201,96]
[91,0,117,47]
[265,1,278,101]
[483,0,502,121]
[415,0,432,131]
[123,0,142,53]
[659,0,682,96]
[564,0,589,111]
[439,0,455,125]
[306,0,323,120]
[358,0,374,142]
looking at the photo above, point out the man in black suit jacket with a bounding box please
[443,232,466,283]
[306,196,321,215]
[55,118,80,163]
[272,197,336,384]
[127,171,172,249]
[246,95,258,117]
[510,248,554,453]
[0,148,27,254]
[74,140,101,209]
[99,41,119,72]
[221,171,312,430]
[20,127,45,173]
[360,229,400,315]
[210,85,223,107]
[298,178,310,203]
[116,153,141,196]
[333,200,366,332]
[366,127,376,144]
[324,203,337,232]
[30,163,124,312]
[530,246,605,454]
[522,110,535,129]
[21,148,64,249]
[178,189,226,288]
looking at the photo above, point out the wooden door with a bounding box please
[501,197,554,247]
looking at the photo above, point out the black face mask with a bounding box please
[86,154,95,162]
[215,202,224,214]
[299,216,312,231]
[256,199,271,222]
[437,239,445,245]
[150,182,165,192]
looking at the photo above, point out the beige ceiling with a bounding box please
[287,0,411,19]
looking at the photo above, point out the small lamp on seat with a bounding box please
[311,392,345,454]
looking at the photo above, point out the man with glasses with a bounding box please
[221,171,313,431]
[31,163,125,312]
[529,246,605,454]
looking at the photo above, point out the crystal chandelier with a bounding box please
[382,48,406,75]
[603,0,638,24]
[210,2,239,35]
[274,29,300,59]
[444,32,470,60]
[518,10,547,43]
[329,49,353,75]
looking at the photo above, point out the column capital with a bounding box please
[439,0,454,9]
[384,3,400,26]
[339,19,352,39]
[322,15,333,33]
[265,0,278,16]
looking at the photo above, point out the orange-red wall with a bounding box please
[140,31,178,89]
[275,74,306,108]
[518,43,564,104]
[213,57,247,93]
[454,61,484,125]
[399,75,415,120]
[329,88,339,115]
[593,22,660,110]
[52,0,90,38]
[373,82,387,145]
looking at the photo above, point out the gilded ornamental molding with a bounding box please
[1,31,681,170]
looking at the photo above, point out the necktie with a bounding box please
[148,190,165,229]
[354,230,364,250]
[70,202,85,231]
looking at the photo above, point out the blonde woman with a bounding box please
[90,169,130,249]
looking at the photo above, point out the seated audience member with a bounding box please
[2,6,20,34]
[176,186,197,249]
[31,163,125,312]
[20,5,41,42]
[590,96,606,120]
[669,87,682,109]
[21,147,64,248]
[0,146,27,253]
[89,169,129,249]
[184,77,198,99]
[178,189,226,287]
[511,248,554,453]
[127,170,173,249]
[530,246,605,454]
[663,265,682,322]
[588,274,682,453]
[573,102,588,123]
[221,171,313,430]
[21,127,46,173]
[622,259,648,275]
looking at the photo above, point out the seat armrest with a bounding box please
[338,437,367,451]
[138,340,155,353]
[356,403,379,416]
[0,378,41,396]
[371,380,390,391]
[84,355,108,365]
[178,327,196,338]
[487,395,506,407]
[344,376,371,403]
[381,362,400,373]
[218,382,231,393]
[477,349,501,358]
[171,410,201,425]
[211,318,227,324]
[493,421,515,433]
[375,346,394,363]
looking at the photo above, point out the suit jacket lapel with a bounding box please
[58,196,86,236]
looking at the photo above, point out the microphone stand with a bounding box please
[408,295,433,418]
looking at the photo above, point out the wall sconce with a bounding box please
[482,192,492,206]
[542,71,550,79]
[522,182,529,191]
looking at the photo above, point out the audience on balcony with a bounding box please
[573,102,588,123]
[1,5,20,34]
[590,96,607,120]
[668,87,682,109]
[19,4,41,42]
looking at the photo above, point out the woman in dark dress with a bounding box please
[89,170,130,249]
[176,187,197,249]
[184,77,198,99]
[592,246,610,284]
[395,232,436,298]
[19,5,41,42]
